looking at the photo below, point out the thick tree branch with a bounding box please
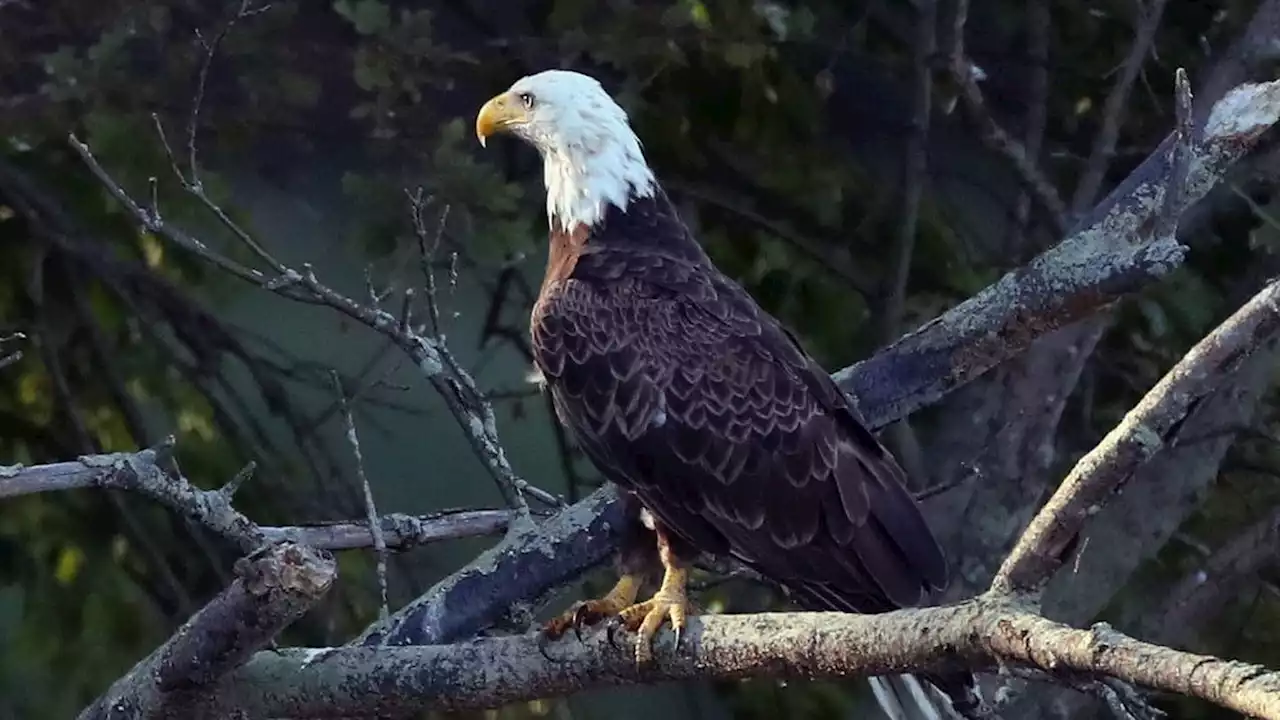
[839,77,1280,424]
[994,275,1280,594]
[357,487,627,645]
[78,541,336,720]
[201,599,1280,718]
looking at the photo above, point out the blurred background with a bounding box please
[2,0,1280,718]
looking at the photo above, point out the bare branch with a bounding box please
[259,509,514,550]
[1069,0,1169,216]
[67,133,561,512]
[0,331,23,370]
[332,371,390,620]
[945,0,1068,235]
[408,189,449,339]
[356,487,626,646]
[878,0,933,345]
[838,77,1280,425]
[0,437,264,553]
[78,542,335,720]
[204,599,1280,718]
[994,275,1280,594]
[1008,0,1052,251]
[0,447,511,552]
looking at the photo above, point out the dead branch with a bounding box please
[68,132,558,515]
[200,599,1280,718]
[0,437,263,553]
[1069,0,1169,216]
[839,77,1280,424]
[259,509,514,550]
[77,541,335,720]
[0,447,513,551]
[994,275,1280,594]
[945,0,1069,235]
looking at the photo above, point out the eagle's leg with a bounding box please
[543,574,644,640]
[543,493,658,641]
[615,523,696,664]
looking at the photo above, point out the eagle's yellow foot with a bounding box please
[543,574,642,641]
[613,566,693,664]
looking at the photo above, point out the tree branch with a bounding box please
[0,437,264,553]
[0,448,513,551]
[837,78,1280,425]
[994,275,1280,594]
[78,541,336,720]
[200,599,1280,718]
[260,509,515,551]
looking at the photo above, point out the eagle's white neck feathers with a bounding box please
[507,71,656,231]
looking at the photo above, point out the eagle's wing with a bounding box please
[533,247,947,611]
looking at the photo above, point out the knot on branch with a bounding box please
[236,542,336,598]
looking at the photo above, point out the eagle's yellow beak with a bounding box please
[475,92,527,148]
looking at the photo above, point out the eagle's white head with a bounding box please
[475,70,656,231]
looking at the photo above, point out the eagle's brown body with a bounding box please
[531,187,948,615]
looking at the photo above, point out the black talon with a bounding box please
[537,629,557,662]
[605,615,624,649]
[572,602,600,641]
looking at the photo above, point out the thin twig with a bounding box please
[1009,0,1052,253]
[878,0,933,344]
[408,189,449,339]
[945,0,1068,235]
[0,331,24,370]
[332,372,390,621]
[1069,0,1169,216]
[187,0,272,188]
[68,135,562,512]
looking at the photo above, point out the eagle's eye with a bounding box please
[518,92,536,109]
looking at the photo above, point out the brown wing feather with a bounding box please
[533,245,947,611]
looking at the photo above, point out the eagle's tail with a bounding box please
[868,674,944,720]
[868,672,988,720]
[781,585,990,719]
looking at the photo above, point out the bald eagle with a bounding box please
[476,70,979,719]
